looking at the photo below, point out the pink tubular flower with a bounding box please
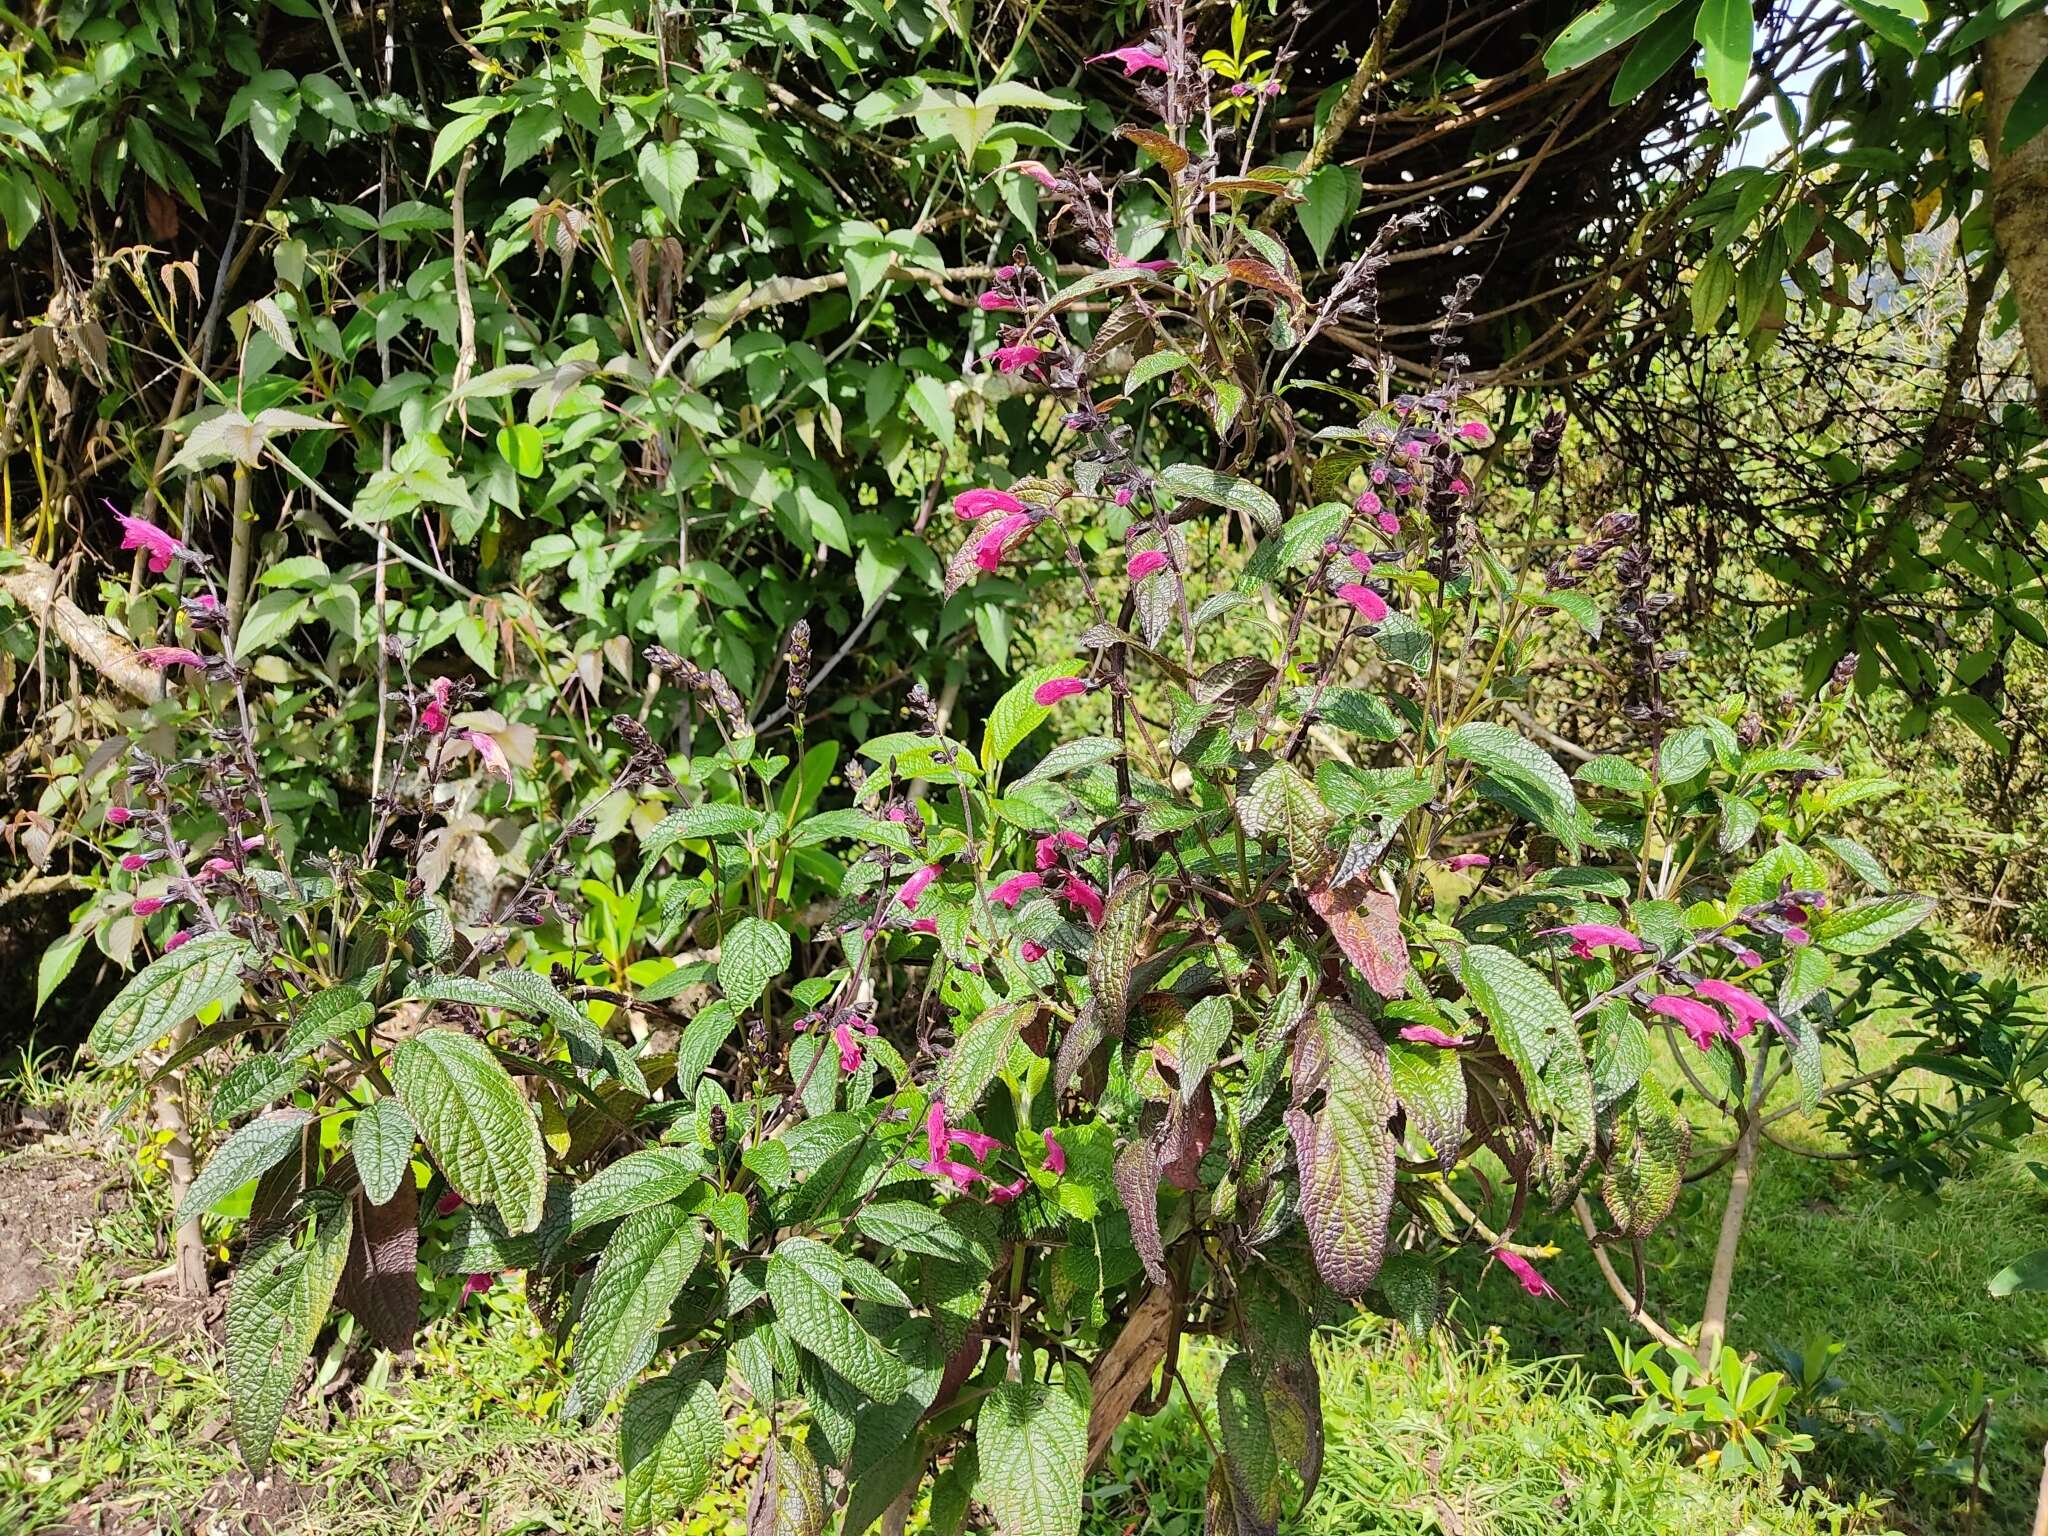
[104,805,134,824]
[831,1018,868,1074]
[987,1176,1029,1205]
[989,343,1049,376]
[201,857,236,877]
[1736,947,1764,968]
[118,853,153,872]
[949,1128,1002,1161]
[132,897,165,917]
[138,646,207,669]
[1058,874,1105,927]
[1036,830,1087,871]
[919,1158,986,1190]
[977,291,1021,311]
[1111,255,1176,272]
[1034,676,1087,707]
[1347,549,1374,576]
[1354,491,1383,517]
[420,676,453,734]
[1444,853,1491,872]
[896,863,942,911]
[974,512,1034,573]
[1336,584,1389,624]
[909,917,939,936]
[164,929,193,952]
[114,509,198,574]
[1399,1025,1469,1049]
[1020,940,1048,963]
[991,872,1044,908]
[1457,421,1491,443]
[436,1191,466,1217]
[1090,43,1169,74]
[955,488,1025,522]
[1008,159,1060,191]
[186,592,219,613]
[1648,993,1726,1052]
[1538,923,1645,961]
[1376,510,1402,536]
[1043,1130,1066,1176]
[1495,1248,1558,1299]
[1691,978,1775,1039]
[1127,550,1169,581]
[1784,926,1811,947]
[925,1101,949,1162]
[1113,486,1136,507]
[465,730,510,779]
[460,1272,494,1303]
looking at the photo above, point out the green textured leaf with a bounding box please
[1460,945,1594,1154]
[1591,999,1651,1110]
[1576,754,1652,794]
[1387,1037,1466,1169]
[89,933,251,1066]
[644,802,762,859]
[1656,725,1715,784]
[351,1097,416,1207]
[571,1149,706,1237]
[1810,894,1934,955]
[974,1370,1091,1536]
[1818,834,1890,892]
[1285,1002,1396,1296]
[1156,463,1281,531]
[748,1432,829,1536]
[719,917,791,1012]
[1777,942,1835,1018]
[1728,840,1827,908]
[1215,1353,1283,1531]
[573,1204,706,1415]
[767,1252,906,1401]
[210,1053,304,1120]
[226,1191,352,1473]
[941,1000,1032,1112]
[391,1030,546,1235]
[1446,722,1579,852]
[279,984,372,1056]
[1602,1092,1690,1237]
[984,664,1079,766]
[620,1351,726,1530]
[853,1200,996,1270]
[1088,873,1151,1036]
[177,1111,308,1223]
[1237,758,1335,874]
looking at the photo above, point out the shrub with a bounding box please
[81,13,1951,1536]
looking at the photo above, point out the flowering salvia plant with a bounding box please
[85,9,1936,1534]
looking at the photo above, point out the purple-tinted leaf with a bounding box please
[1285,1002,1395,1297]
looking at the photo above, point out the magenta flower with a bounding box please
[1370,464,1389,484]
[1020,940,1048,963]
[132,897,166,917]
[465,730,510,779]
[1110,255,1176,272]
[461,1272,495,1303]
[164,929,193,952]
[138,646,207,669]
[909,917,939,936]
[1691,978,1775,1039]
[949,1128,1002,1161]
[1034,676,1087,707]
[974,512,1034,573]
[1736,947,1764,968]
[1089,43,1169,74]
[918,1157,986,1190]
[1113,486,1136,507]
[114,510,199,575]
[1355,491,1382,517]
[1495,1248,1558,1299]
[1376,510,1402,536]
[989,343,1049,376]
[420,676,453,734]
[1036,830,1087,871]
[1008,159,1061,190]
[118,853,152,872]
[1444,853,1491,872]
[1784,926,1811,947]
[831,1017,875,1074]
[1347,549,1374,576]
[187,592,219,613]
[955,488,1025,522]
[977,291,1021,312]
[1457,421,1491,443]
[436,1191,466,1217]
[987,1176,1029,1205]
[1336,584,1388,624]
[104,806,133,824]
[991,872,1044,908]
[1058,874,1105,927]
[201,857,236,877]
[896,863,942,911]
[1043,1130,1066,1176]
[1127,550,1169,581]
[1648,993,1725,1052]
[925,1100,950,1162]
[1399,1025,1469,1049]
[1538,923,1645,960]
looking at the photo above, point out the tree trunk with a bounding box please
[153,1020,212,1298]
[1986,13,2048,403]
[1697,1108,1760,1360]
